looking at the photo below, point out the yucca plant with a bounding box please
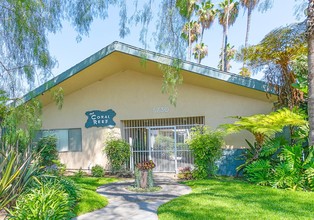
[0,149,38,210]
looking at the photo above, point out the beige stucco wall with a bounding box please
[41,70,273,170]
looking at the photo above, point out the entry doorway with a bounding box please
[122,117,204,173]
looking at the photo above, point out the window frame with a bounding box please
[36,128,82,152]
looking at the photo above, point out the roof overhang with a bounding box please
[23,41,277,105]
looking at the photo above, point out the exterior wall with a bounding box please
[41,70,273,170]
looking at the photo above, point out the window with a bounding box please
[36,128,82,152]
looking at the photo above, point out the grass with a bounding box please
[158,177,314,220]
[69,176,118,216]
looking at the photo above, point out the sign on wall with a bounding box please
[85,109,116,128]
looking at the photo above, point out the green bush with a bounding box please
[187,126,224,179]
[74,168,86,178]
[245,160,272,185]
[91,165,104,177]
[104,138,131,173]
[35,135,58,167]
[8,182,74,220]
[58,178,81,208]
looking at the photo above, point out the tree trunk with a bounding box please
[223,0,230,72]
[308,0,314,145]
[221,25,226,71]
[245,7,252,49]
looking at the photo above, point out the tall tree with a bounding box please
[195,1,217,63]
[307,0,314,145]
[240,0,273,48]
[0,0,130,98]
[218,0,239,71]
[239,22,307,108]
[176,0,199,60]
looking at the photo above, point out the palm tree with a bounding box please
[176,0,199,60]
[308,0,314,145]
[218,0,239,71]
[240,0,260,48]
[196,1,217,63]
[193,43,208,62]
[182,21,201,60]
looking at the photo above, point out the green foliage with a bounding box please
[272,145,314,191]
[51,87,64,110]
[74,168,87,178]
[8,182,74,220]
[91,165,104,177]
[35,135,58,167]
[222,108,307,146]
[159,59,183,106]
[187,126,224,179]
[1,98,42,153]
[245,160,272,185]
[134,167,141,188]
[148,169,154,188]
[0,149,39,210]
[104,138,131,173]
[237,22,306,107]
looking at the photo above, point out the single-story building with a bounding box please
[24,41,276,175]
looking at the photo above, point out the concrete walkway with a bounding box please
[74,174,192,220]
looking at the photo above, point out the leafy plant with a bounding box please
[35,135,58,167]
[178,167,193,180]
[0,149,39,210]
[74,168,86,178]
[91,165,104,177]
[272,145,314,191]
[8,182,75,220]
[245,160,272,185]
[134,160,156,189]
[222,108,307,148]
[136,160,156,171]
[104,138,131,173]
[187,126,224,179]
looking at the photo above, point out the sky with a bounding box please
[48,0,305,80]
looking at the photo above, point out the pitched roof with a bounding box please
[23,41,274,103]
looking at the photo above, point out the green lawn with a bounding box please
[69,176,118,216]
[158,177,314,220]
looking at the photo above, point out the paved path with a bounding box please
[74,175,191,220]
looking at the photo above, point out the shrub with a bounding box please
[57,178,81,208]
[8,182,74,220]
[187,126,224,179]
[91,165,104,177]
[0,149,39,209]
[104,138,131,173]
[245,160,272,185]
[74,168,86,178]
[178,167,193,180]
[35,135,58,167]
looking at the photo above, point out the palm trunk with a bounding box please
[223,0,230,72]
[245,7,252,49]
[308,0,314,145]
[188,23,191,61]
[221,25,226,71]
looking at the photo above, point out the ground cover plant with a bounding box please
[69,176,118,216]
[158,177,314,220]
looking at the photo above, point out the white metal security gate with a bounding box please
[122,117,204,173]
